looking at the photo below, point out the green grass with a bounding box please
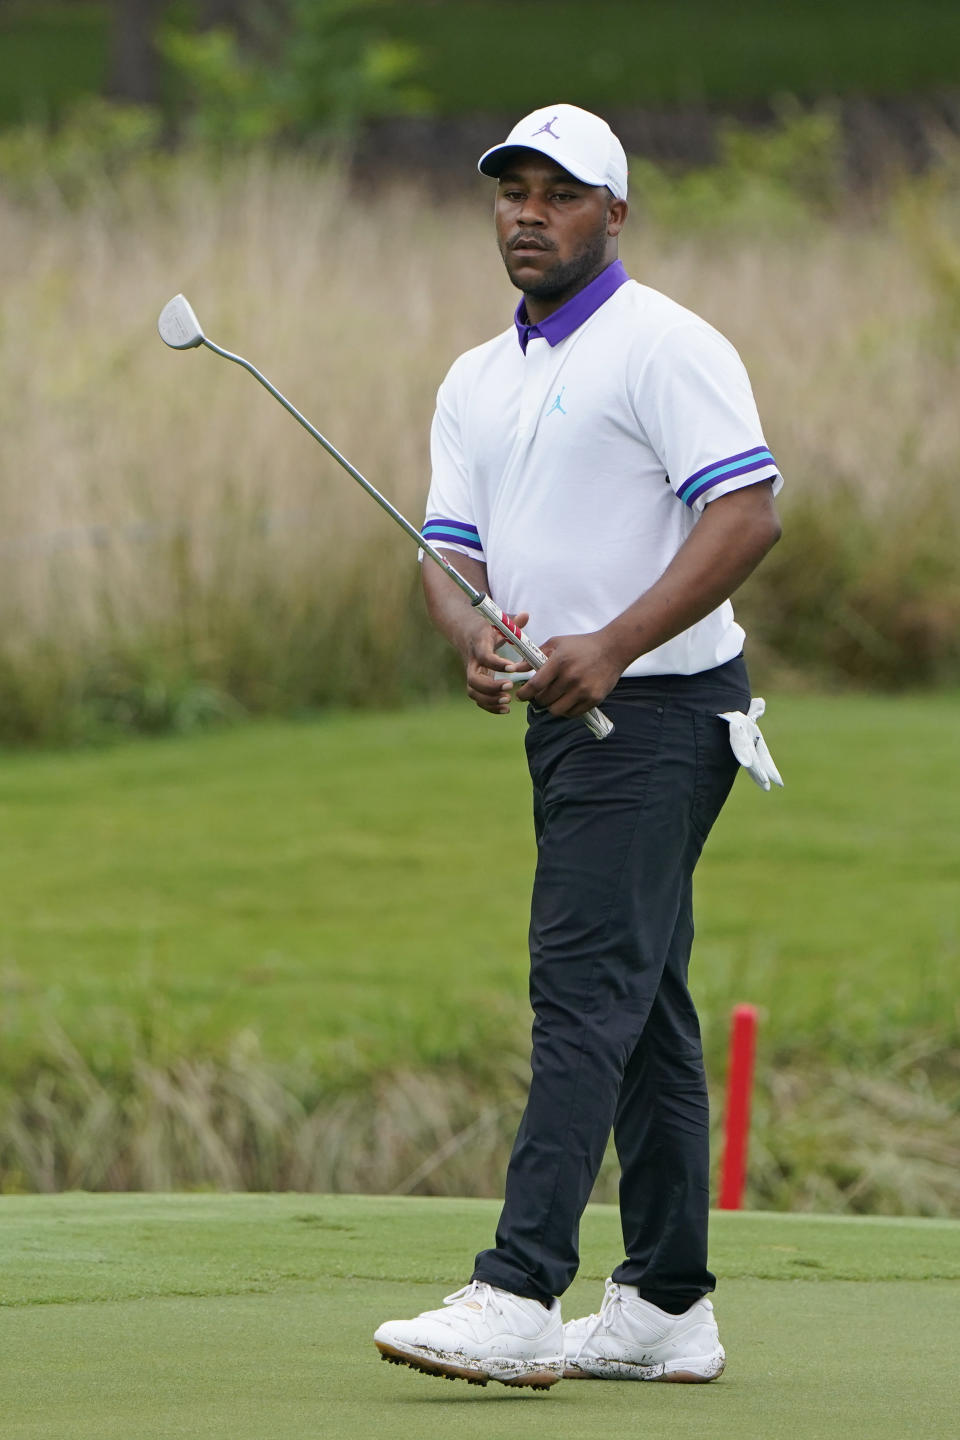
[1,692,957,1083]
[2,694,957,1208]
[1,1192,958,1439]
[390,0,960,113]
[0,4,108,127]
[4,1,960,129]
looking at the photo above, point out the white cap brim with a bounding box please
[478,141,609,192]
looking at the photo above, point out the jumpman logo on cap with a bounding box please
[531,116,560,140]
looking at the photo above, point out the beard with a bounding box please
[502,222,611,301]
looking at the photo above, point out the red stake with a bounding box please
[718,1004,758,1210]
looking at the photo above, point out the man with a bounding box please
[374,103,782,1391]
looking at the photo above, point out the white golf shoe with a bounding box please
[374,1280,564,1389]
[563,1279,725,1381]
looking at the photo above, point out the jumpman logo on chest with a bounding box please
[546,386,567,417]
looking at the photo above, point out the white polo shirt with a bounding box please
[423,263,782,677]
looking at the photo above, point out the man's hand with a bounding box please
[420,549,535,718]
[515,482,783,718]
[515,631,624,717]
[463,610,531,715]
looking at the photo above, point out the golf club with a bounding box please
[157,294,614,740]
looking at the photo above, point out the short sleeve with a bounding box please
[636,322,783,513]
[422,369,484,560]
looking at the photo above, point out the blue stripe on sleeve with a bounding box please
[678,448,776,507]
[422,518,484,552]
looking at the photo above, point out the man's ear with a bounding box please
[607,198,628,237]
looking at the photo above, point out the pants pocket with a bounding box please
[690,710,740,843]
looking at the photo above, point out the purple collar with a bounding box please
[513,259,630,353]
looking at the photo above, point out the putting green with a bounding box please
[1,1194,957,1439]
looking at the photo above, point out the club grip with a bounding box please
[473,595,614,740]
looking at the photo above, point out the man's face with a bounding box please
[494,150,627,310]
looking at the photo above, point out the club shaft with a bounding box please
[200,337,613,740]
[202,339,477,598]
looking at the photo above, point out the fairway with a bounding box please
[1,692,957,1208]
[1,1193,957,1440]
[1,692,957,1079]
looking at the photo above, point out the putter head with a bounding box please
[158,294,205,349]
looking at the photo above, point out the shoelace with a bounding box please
[570,1278,623,1365]
[443,1280,504,1318]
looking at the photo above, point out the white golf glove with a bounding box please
[718,697,784,791]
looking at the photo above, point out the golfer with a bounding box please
[375,103,783,1390]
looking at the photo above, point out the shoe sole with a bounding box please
[376,1341,561,1390]
[563,1352,725,1383]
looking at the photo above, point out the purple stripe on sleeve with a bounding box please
[683,445,770,490]
[422,528,484,552]
[684,457,779,507]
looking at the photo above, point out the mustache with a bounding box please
[507,233,556,251]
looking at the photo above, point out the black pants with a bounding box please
[472,657,750,1309]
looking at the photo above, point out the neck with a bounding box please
[522,255,616,323]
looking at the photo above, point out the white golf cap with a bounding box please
[478,103,628,200]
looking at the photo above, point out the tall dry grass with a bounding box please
[4,1026,957,1215]
[2,149,960,740]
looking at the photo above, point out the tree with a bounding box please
[106,0,260,106]
[106,0,170,104]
